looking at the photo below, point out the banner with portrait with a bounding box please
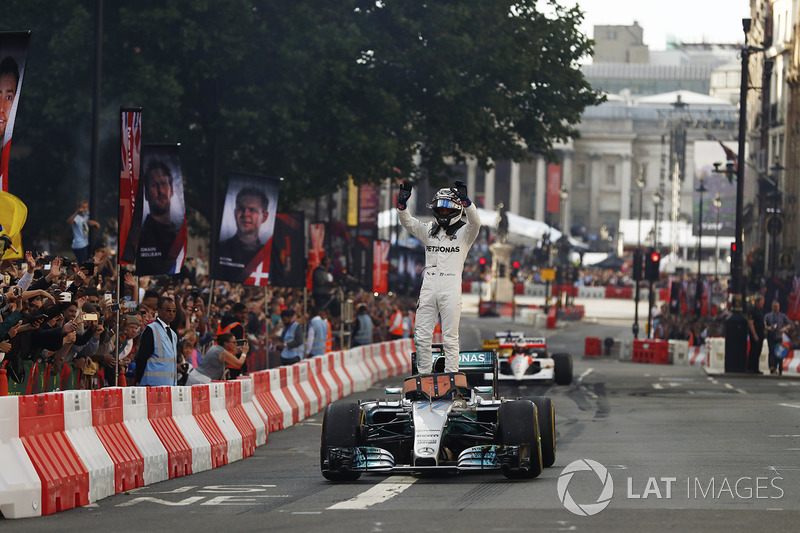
[135,144,186,276]
[118,108,142,264]
[0,31,31,192]
[270,211,305,287]
[373,240,390,294]
[306,222,326,290]
[213,173,280,286]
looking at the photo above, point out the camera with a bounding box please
[80,261,96,275]
[83,313,98,321]
[191,288,200,299]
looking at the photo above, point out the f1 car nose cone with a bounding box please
[509,354,531,379]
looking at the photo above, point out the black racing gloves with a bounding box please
[397,182,412,210]
[453,180,471,207]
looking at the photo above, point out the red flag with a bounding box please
[118,108,142,263]
[373,240,390,293]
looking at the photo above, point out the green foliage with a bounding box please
[3,0,601,244]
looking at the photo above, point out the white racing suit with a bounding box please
[398,202,480,373]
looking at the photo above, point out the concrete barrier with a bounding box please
[0,340,421,519]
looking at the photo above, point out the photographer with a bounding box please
[185,332,248,385]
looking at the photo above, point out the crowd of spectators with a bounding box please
[0,246,419,391]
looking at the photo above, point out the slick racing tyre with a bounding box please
[552,353,573,385]
[496,400,543,479]
[320,402,363,481]
[531,396,556,468]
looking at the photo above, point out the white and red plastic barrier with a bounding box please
[0,339,414,519]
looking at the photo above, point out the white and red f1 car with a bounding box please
[482,330,573,385]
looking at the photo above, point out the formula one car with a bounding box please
[482,331,573,385]
[320,346,557,481]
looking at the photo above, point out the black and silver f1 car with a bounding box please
[320,347,556,481]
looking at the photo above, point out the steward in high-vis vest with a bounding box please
[135,297,179,386]
[277,309,304,365]
[216,302,248,378]
[306,308,330,357]
[352,304,374,347]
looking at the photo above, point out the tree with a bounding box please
[3,0,601,245]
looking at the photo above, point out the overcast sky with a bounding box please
[563,0,752,51]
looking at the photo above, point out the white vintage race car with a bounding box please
[482,330,573,385]
[320,348,557,481]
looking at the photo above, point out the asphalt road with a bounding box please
[5,313,800,532]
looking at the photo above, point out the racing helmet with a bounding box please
[427,188,463,228]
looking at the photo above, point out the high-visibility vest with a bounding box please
[325,318,333,352]
[281,321,304,361]
[353,314,373,346]
[308,317,328,356]
[216,320,243,337]
[139,321,178,386]
[390,310,404,336]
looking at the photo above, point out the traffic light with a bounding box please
[478,256,487,274]
[644,249,660,281]
[632,249,643,281]
[730,242,737,254]
[511,260,520,280]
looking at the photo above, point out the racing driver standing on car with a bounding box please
[397,180,480,374]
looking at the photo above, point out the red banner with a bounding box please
[270,212,305,287]
[546,164,562,214]
[373,240,390,293]
[213,173,280,285]
[118,108,142,263]
[0,31,30,192]
[306,223,326,290]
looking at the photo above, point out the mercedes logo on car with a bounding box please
[417,447,436,456]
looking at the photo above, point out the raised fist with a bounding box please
[398,182,413,206]
[453,180,468,201]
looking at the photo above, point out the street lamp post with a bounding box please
[712,193,722,280]
[725,18,763,373]
[652,191,662,250]
[633,175,645,339]
[695,176,707,316]
[768,162,784,280]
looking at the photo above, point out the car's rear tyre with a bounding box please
[496,400,543,479]
[531,396,556,467]
[553,353,573,385]
[320,402,363,481]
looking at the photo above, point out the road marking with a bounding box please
[778,403,800,409]
[768,434,800,437]
[327,476,417,510]
[118,496,205,507]
[577,368,593,383]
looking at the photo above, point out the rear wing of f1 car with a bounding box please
[411,344,498,397]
